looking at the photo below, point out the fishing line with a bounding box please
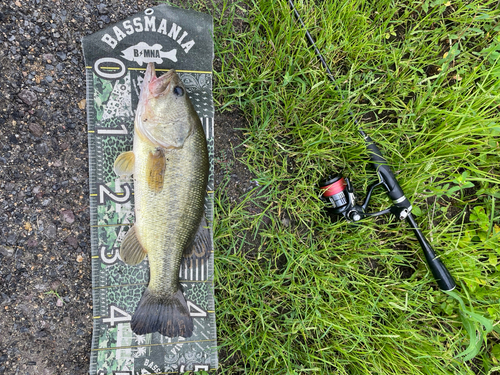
[287,0,456,291]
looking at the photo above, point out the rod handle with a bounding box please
[363,134,408,205]
[406,214,456,291]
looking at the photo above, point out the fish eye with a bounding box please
[173,86,184,97]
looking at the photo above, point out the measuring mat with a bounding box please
[82,5,217,374]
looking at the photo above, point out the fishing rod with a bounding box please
[288,0,456,291]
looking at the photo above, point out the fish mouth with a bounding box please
[136,63,177,148]
[135,63,156,130]
[149,68,174,97]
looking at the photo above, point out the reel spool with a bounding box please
[319,176,348,209]
[319,174,394,222]
[319,175,364,222]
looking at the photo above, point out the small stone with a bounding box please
[35,284,48,292]
[61,210,75,224]
[1,293,11,303]
[76,254,83,263]
[56,52,66,60]
[36,142,49,155]
[42,198,51,207]
[76,328,84,335]
[99,15,110,24]
[29,123,43,137]
[26,238,38,248]
[78,99,86,110]
[0,246,14,257]
[45,76,53,83]
[42,53,54,61]
[18,89,37,106]
[56,298,63,307]
[6,233,17,246]
[65,236,78,249]
[97,3,108,14]
[60,142,69,150]
[46,224,57,238]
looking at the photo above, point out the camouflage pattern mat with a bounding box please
[82,5,217,374]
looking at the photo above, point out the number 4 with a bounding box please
[102,305,132,327]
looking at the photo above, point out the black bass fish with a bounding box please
[114,63,209,338]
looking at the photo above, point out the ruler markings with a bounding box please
[85,22,217,371]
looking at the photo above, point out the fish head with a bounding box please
[136,63,195,149]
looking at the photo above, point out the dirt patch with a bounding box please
[214,111,257,202]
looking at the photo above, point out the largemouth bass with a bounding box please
[113,63,209,338]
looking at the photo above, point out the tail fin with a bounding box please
[131,288,193,338]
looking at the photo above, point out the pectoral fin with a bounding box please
[114,151,135,176]
[120,225,147,265]
[147,148,166,193]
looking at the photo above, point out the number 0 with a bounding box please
[94,57,126,79]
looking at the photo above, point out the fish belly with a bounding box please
[133,124,208,294]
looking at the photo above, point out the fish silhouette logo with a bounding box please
[121,42,177,66]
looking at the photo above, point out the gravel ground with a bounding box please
[0,1,249,373]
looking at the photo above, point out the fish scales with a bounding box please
[114,63,209,338]
[134,120,208,294]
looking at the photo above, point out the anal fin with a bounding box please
[183,216,211,261]
[120,225,147,265]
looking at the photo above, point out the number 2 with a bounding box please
[98,183,132,205]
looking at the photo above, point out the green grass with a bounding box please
[208,0,500,373]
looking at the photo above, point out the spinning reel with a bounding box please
[318,133,456,292]
[319,175,410,223]
[288,0,456,292]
